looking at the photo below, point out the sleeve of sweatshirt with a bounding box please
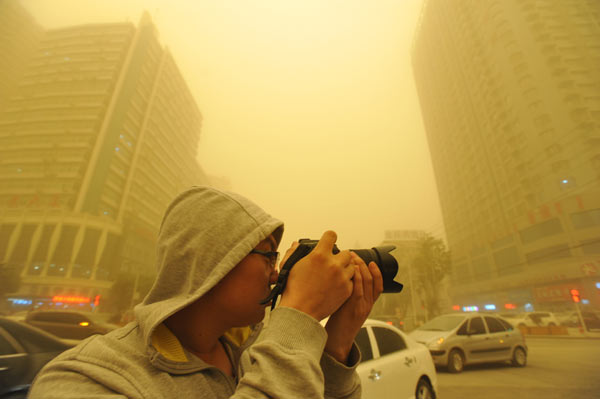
[28,350,137,399]
[235,306,361,399]
[321,343,361,399]
[29,366,131,399]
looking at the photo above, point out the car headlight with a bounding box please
[428,337,444,349]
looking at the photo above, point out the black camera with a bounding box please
[261,238,403,310]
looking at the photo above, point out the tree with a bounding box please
[411,235,451,321]
[370,264,412,318]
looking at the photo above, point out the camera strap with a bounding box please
[260,243,314,311]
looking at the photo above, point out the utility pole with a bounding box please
[570,288,587,337]
[407,263,418,330]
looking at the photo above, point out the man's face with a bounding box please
[209,234,280,326]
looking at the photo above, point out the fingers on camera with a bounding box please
[315,230,337,252]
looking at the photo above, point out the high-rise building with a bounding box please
[0,0,43,107]
[412,0,600,312]
[0,10,208,310]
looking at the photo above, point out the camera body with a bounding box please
[261,238,403,309]
[296,239,404,293]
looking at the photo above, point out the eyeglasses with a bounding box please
[250,249,280,268]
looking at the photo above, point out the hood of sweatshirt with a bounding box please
[134,186,284,352]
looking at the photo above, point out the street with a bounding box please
[435,337,600,399]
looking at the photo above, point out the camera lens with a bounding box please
[350,246,403,293]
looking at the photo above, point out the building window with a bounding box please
[472,256,492,281]
[50,225,78,267]
[493,246,522,276]
[71,263,92,279]
[519,218,564,245]
[581,239,600,255]
[27,262,45,276]
[96,233,121,281]
[491,234,514,249]
[8,225,37,264]
[0,224,17,261]
[47,263,67,277]
[29,225,56,275]
[571,209,600,230]
[525,244,571,265]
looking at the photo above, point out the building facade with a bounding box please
[373,230,431,330]
[412,0,600,313]
[0,10,208,311]
[0,0,43,107]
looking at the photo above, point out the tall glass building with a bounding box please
[0,4,207,310]
[412,0,600,312]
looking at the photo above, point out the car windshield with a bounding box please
[418,315,466,331]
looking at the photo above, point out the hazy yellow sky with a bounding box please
[20,0,443,251]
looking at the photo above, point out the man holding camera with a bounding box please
[30,186,383,398]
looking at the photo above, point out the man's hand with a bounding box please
[324,252,384,363]
[279,231,355,321]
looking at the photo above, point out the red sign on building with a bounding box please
[533,284,577,303]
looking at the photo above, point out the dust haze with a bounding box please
[18,0,442,251]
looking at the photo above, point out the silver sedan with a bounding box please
[409,313,527,373]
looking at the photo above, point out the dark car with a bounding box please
[25,310,119,340]
[580,311,600,331]
[0,317,74,398]
[561,311,600,331]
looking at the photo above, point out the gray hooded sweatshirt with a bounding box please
[29,186,361,398]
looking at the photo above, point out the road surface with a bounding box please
[435,337,600,399]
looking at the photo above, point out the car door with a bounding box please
[462,316,489,363]
[369,325,417,399]
[355,326,384,399]
[27,312,66,337]
[30,312,90,339]
[0,326,29,396]
[373,326,414,399]
[483,316,513,361]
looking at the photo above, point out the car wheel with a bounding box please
[416,378,434,399]
[511,346,527,367]
[447,349,464,373]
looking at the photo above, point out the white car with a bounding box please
[354,319,438,399]
[499,312,559,328]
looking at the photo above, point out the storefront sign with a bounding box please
[534,284,579,303]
